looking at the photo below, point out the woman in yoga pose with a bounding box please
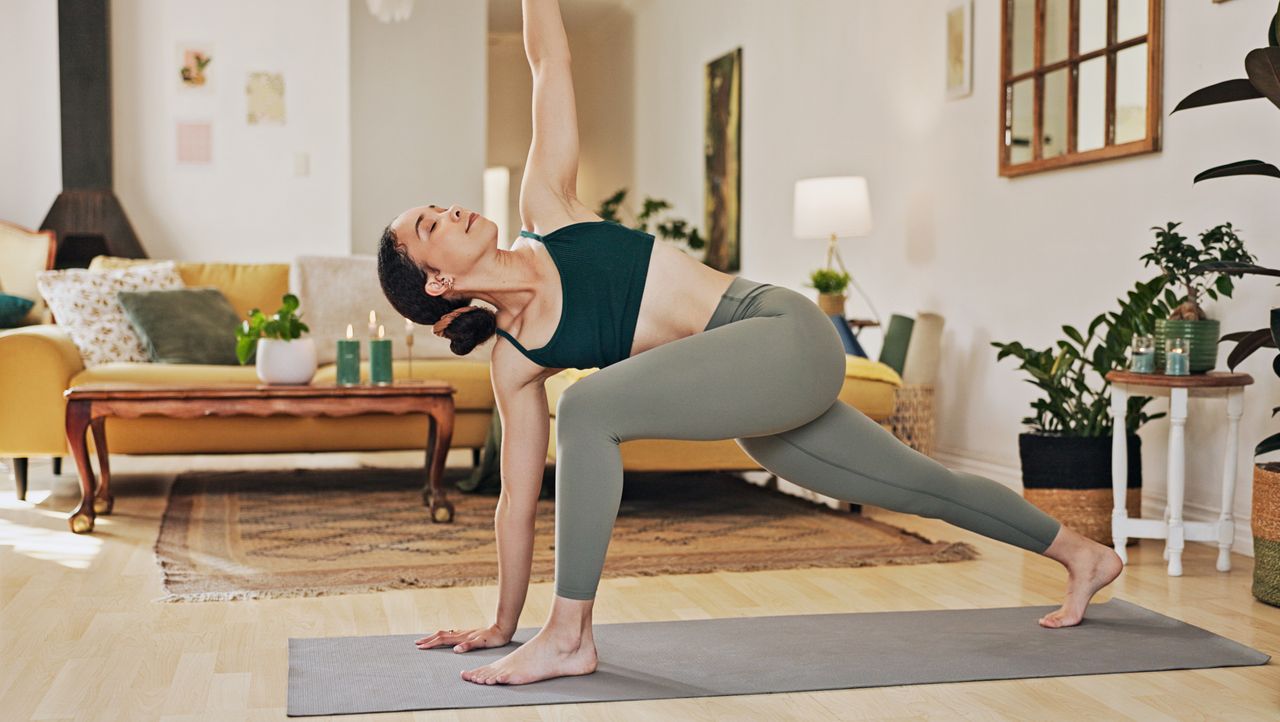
[376,0,1123,687]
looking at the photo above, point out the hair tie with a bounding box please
[432,305,483,337]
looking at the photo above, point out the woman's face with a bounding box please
[389,203,497,297]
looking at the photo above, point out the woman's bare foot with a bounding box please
[1038,523,1124,628]
[461,594,598,685]
[461,626,597,685]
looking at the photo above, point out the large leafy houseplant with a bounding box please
[1173,3,1280,606]
[1172,2,1280,183]
[992,275,1172,437]
[597,188,705,251]
[989,275,1176,544]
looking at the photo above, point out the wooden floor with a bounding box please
[1,452,1276,722]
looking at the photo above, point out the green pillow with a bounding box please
[0,293,35,328]
[116,288,243,365]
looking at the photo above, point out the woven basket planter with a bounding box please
[1019,432,1142,547]
[1253,462,1280,608]
[889,383,935,458]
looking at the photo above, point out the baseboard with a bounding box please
[934,445,1255,558]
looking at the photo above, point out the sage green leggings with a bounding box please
[552,276,1062,600]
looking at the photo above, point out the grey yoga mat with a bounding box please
[287,598,1270,716]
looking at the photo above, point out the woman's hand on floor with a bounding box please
[415,623,513,653]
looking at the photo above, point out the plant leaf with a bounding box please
[1226,327,1274,370]
[1245,46,1280,110]
[1256,431,1280,457]
[1271,3,1280,47]
[236,335,256,365]
[1194,159,1280,183]
[1172,78,1262,113]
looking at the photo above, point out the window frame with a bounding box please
[998,0,1164,177]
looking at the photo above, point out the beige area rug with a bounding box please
[153,467,978,602]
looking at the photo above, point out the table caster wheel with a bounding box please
[93,495,114,515]
[430,502,455,523]
[70,513,94,534]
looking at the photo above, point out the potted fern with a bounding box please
[235,293,315,385]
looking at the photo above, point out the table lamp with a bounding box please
[793,176,881,325]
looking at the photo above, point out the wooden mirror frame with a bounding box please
[998,0,1164,177]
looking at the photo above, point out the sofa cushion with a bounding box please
[0,293,35,328]
[0,222,54,326]
[291,254,493,365]
[117,288,242,365]
[89,256,291,321]
[37,262,186,367]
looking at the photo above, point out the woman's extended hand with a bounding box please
[414,623,513,653]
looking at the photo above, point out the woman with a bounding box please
[377,0,1123,687]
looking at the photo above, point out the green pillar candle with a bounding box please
[370,332,393,386]
[337,325,361,386]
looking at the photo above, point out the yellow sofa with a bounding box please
[0,260,903,498]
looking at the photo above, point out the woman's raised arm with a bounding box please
[520,0,581,213]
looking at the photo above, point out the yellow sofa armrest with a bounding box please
[0,325,85,455]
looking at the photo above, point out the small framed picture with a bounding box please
[946,0,973,99]
[177,43,214,93]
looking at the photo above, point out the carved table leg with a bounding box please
[422,398,456,523]
[65,401,97,534]
[90,416,113,515]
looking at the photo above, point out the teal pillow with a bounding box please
[0,293,35,328]
[116,288,243,365]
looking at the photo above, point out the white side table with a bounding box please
[1105,370,1253,576]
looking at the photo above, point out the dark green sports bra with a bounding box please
[495,220,654,370]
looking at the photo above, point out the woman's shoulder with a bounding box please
[519,193,601,238]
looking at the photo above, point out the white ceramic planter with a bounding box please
[255,337,317,385]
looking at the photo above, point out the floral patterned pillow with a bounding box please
[36,262,186,367]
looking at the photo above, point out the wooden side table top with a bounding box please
[64,381,455,401]
[1104,370,1254,389]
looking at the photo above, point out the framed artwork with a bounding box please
[177,43,214,92]
[947,0,974,99]
[176,121,212,165]
[704,47,742,273]
[246,72,286,125]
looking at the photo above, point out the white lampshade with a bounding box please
[793,176,873,239]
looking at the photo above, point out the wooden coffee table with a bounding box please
[62,382,456,534]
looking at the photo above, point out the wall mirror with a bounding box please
[999,0,1163,177]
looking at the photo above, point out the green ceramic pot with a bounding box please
[1154,318,1219,374]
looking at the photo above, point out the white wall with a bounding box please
[487,6,634,236]
[632,0,1280,555]
[0,0,61,229]
[110,0,351,262]
[350,0,488,255]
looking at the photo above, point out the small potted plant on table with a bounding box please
[235,293,316,384]
[805,268,851,316]
[1140,221,1255,373]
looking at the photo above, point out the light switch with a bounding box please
[294,152,310,177]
